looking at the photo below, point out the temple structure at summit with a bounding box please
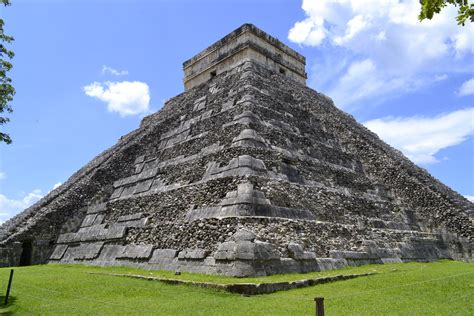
[0,24,471,276]
[183,24,307,90]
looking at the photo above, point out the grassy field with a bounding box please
[0,260,472,315]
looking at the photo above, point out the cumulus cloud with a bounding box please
[0,189,43,224]
[457,78,474,96]
[0,181,65,224]
[84,81,150,116]
[289,0,474,108]
[327,58,422,106]
[364,108,474,164]
[102,65,129,76]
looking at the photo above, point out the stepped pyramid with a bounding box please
[0,24,471,276]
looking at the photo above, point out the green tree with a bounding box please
[0,0,14,144]
[419,0,474,25]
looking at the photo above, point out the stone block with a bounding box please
[381,258,403,264]
[193,96,207,111]
[118,213,143,222]
[87,203,107,214]
[287,243,316,260]
[63,242,104,261]
[225,190,238,199]
[216,240,281,261]
[235,129,258,140]
[253,241,281,261]
[97,245,122,262]
[256,198,271,205]
[178,249,209,260]
[236,111,259,122]
[134,163,145,174]
[50,245,68,260]
[61,224,127,243]
[287,242,303,258]
[105,226,128,240]
[234,241,255,260]
[214,242,237,260]
[200,143,222,156]
[115,245,154,260]
[151,178,165,191]
[151,249,178,260]
[134,155,145,164]
[232,230,256,242]
[237,182,254,194]
[56,233,76,244]
[138,167,158,181]
[220,197,236,206]
[226,158,239,170]
[221,99,234,112]
[92,214,105,225]
[236,194,254,204]
[120,185,137,198]
[78,224,107,234]
[110,187,123,199]
[133,179,153,194]
[113,175,139,188]
[201,110,213,120]
[238,155,266,170]
[114,218,148,228]
[329,250,376,260]
[316,258,347,271]
[81,214,97,227]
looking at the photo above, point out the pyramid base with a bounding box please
[50,255,458,277]
[48,230,471,277]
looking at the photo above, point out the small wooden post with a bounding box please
[314,297,324,316]
[4,269,14,306]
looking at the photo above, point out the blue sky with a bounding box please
[0,0,473,223]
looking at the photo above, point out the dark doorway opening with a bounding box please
[19,241,33,266]
[210,70,217,79]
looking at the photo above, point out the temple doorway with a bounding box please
[19,240,33,266]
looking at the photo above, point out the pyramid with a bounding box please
[0,24,471,276]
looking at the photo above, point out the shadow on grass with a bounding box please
[0,295,16,315]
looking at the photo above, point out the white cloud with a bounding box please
[84,81,150,117]
[465,195,474,203]
[289,0,474,108]
[334,14,369,45]
[326,58,425,106]
[288,17,326,46]
[102,65,129,76]
[0,172,5,180]
[435,74,448,81]
[458,78,474,96]
[0,189,43,224]
[0,180,64,224]
[364,108,474,164]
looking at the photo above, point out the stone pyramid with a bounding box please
[0,24,471,276]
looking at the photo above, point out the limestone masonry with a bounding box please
[0,24,471,276]
[183,23,307,90]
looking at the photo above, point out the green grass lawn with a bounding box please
[0,260,472,315]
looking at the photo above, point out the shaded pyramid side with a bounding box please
[1,61,471,276]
